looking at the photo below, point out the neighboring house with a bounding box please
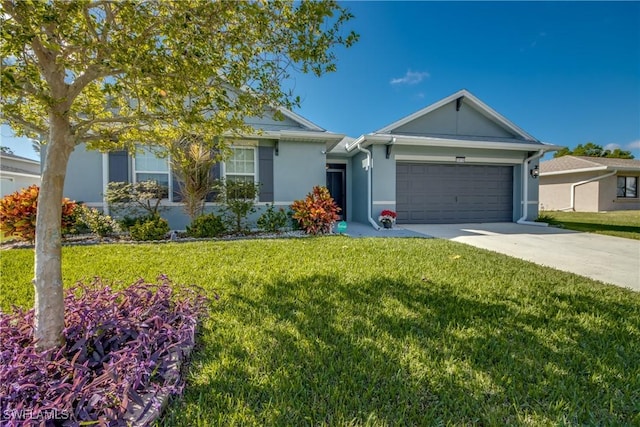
[0,152,41,198]
[62,89,559,229]
[539,156,640,212]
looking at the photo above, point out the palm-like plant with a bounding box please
[170,135,221,220]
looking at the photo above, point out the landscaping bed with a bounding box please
[0,277,208,426]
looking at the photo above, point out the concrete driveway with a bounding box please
[402,223,640,291]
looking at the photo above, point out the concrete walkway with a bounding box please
[403,223,640,292]
[340,221,429,238]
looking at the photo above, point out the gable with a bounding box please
[244,106,325,132]
[391,98,521,140]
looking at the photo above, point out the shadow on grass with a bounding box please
[161,274,640,426]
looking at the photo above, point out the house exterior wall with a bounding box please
[574,181,600,212]
[392,100,516,140]
[1,174,41,197]
[350,151,368,223]
[539,175,573,211]
[525,159,541,221]
[63,144,104,203]
[601,174,640,211]
[273,140,326,204]
[539,171,601,212]
[58,138,330,229]
[371,145,396,219]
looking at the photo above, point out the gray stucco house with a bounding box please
[62,89,559,229]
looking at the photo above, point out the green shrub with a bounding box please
[215,179,260,234]
[129,216,170,241]
[118,215,152,231]
[257,204,289,233]
[75,205,120,238]
[186,213,227,238]
[0,185,77,242]
[536,213,555,223]
[290,186,341,235]
[105,181,167,217]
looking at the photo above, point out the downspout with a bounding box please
[562,170,617,211]
[356,141,381,230]
[517,150,547,226]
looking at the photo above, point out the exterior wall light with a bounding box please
[530,165,540,179]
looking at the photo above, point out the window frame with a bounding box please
[616,176,638,199]
[223,145,258,185]
[132,146,173,201]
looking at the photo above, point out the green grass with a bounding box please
[539,210,640,240]
[1,238,639,426]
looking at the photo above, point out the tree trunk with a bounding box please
[33,113,75,351]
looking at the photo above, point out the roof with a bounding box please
[0,163,41,177]
[276,107,325,132]
[0,152,40,164]
[540,155,640,175]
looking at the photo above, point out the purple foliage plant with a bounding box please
[0,276,209,426]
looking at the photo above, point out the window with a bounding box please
[225,146,256,184]
[133,146,170,198]
[617,176,638,198]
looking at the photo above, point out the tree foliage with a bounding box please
[0,0,356,349]
[554,142,634,159]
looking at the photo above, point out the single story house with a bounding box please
[61,89,559,229]
[539,156,640,212]
[0,152,41,198]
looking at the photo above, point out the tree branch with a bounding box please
[2,112,48,136]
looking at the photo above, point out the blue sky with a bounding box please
[2,1,639,161]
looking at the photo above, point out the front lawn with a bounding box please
[539,210,640,240]
[1,238,639,425]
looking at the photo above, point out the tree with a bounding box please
[554,142,634,159]
[169,135,221,221]
[1,0,356,350]
[0,146,14,154]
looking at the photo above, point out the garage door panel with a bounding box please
[396,163,513,224]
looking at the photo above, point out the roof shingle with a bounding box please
[540,156,640,174]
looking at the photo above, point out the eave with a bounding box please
[541,166,640,177]
[231,130,345,151]
[346,133,562,153]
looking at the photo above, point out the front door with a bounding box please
[326,163,346,220]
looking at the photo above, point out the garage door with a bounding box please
[396,163,513,224]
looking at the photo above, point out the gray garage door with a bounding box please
[396,163,513,224]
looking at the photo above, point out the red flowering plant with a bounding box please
[0,185,77,242]
[378,209,397,227]
[291,186,341,235]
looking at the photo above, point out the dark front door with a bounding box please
[326,163,346,220]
